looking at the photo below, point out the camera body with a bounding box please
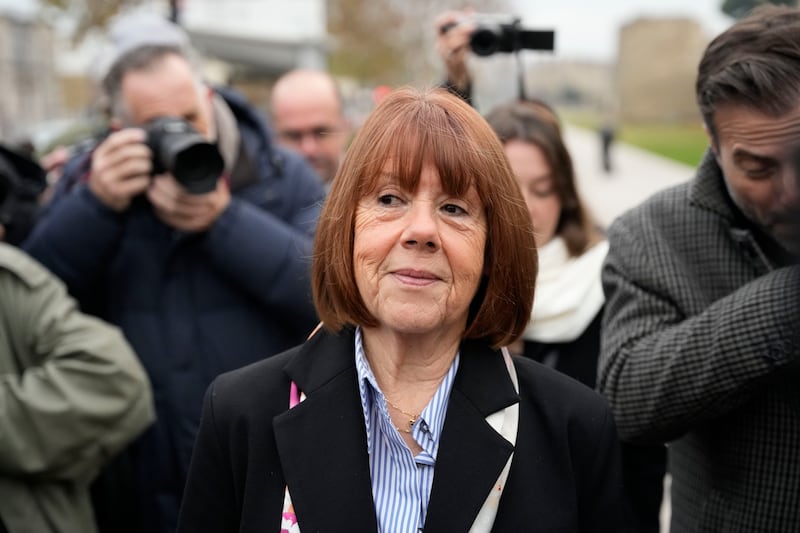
[441,14,555,57]
[144,117,224,195]
[0,144,46,245]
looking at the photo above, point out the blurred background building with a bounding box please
[0,11,60,142]
[617,17,707,123]
[0,0,767,157]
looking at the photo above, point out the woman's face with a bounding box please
[353,162,487,337]
[503,139,562,248]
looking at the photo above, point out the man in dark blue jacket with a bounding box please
[24,13,326,533]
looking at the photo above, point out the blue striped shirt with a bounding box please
[354,327,460,533]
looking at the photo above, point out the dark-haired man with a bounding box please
[598,5,800,532]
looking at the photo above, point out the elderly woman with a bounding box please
[177,87,630,533]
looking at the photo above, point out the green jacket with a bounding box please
[0,243,154,533]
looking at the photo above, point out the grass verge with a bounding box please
[558,108,709,167]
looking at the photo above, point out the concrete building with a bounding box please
[617,17,708,123]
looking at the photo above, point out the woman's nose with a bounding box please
[402,202,440,251]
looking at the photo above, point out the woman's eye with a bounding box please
[531,185,555,198]
[442,203,467,215]
[378,194,398,205]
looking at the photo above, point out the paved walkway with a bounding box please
[562,125,698,229]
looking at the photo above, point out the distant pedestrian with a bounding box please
[599,119,616,174]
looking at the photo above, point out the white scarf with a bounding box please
[523,237,608,344]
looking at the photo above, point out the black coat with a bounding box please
[178,327,632,532]
[525,309,666,533]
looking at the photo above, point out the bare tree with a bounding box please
[327,0,511,85]
[40,0,145,42]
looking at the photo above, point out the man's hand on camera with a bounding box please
[435,9,474,94]
[89,128,153,212]
[147,173,231,233]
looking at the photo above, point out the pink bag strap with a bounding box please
[289,381,302,408]
[282,381,305,532]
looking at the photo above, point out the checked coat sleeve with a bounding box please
[596,188,800,445]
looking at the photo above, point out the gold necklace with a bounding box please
[385,397,421,434]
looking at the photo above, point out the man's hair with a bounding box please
[312,86,537,349]
[102,45,190,120]
[485,100,602,257]
[696,4,800,140]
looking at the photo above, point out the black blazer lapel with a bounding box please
[424,340,519,532]
[273,328,378,532]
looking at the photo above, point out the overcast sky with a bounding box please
[511,0,734,61]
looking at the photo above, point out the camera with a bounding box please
[0,144,46,245]
[145,117,224,195]
[441,14,555,57]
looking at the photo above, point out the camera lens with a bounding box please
[470,26,501,56]
[172,143,224,194]
[146,117,224,195]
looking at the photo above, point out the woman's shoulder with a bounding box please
[512,356,611,421]
[208,345,301,416]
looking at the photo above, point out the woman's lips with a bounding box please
[392,269,439,286]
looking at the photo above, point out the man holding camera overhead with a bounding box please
[24,12,326,533]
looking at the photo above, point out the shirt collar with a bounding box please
[354,326,459,457]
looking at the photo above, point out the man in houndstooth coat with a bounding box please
[598,6,800,533]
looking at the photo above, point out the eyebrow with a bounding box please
[518,172,552,185]
[732,149,775,164]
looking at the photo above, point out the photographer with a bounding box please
[436,9,554,106]
[436,9,477,105]
[24,12,326,533]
